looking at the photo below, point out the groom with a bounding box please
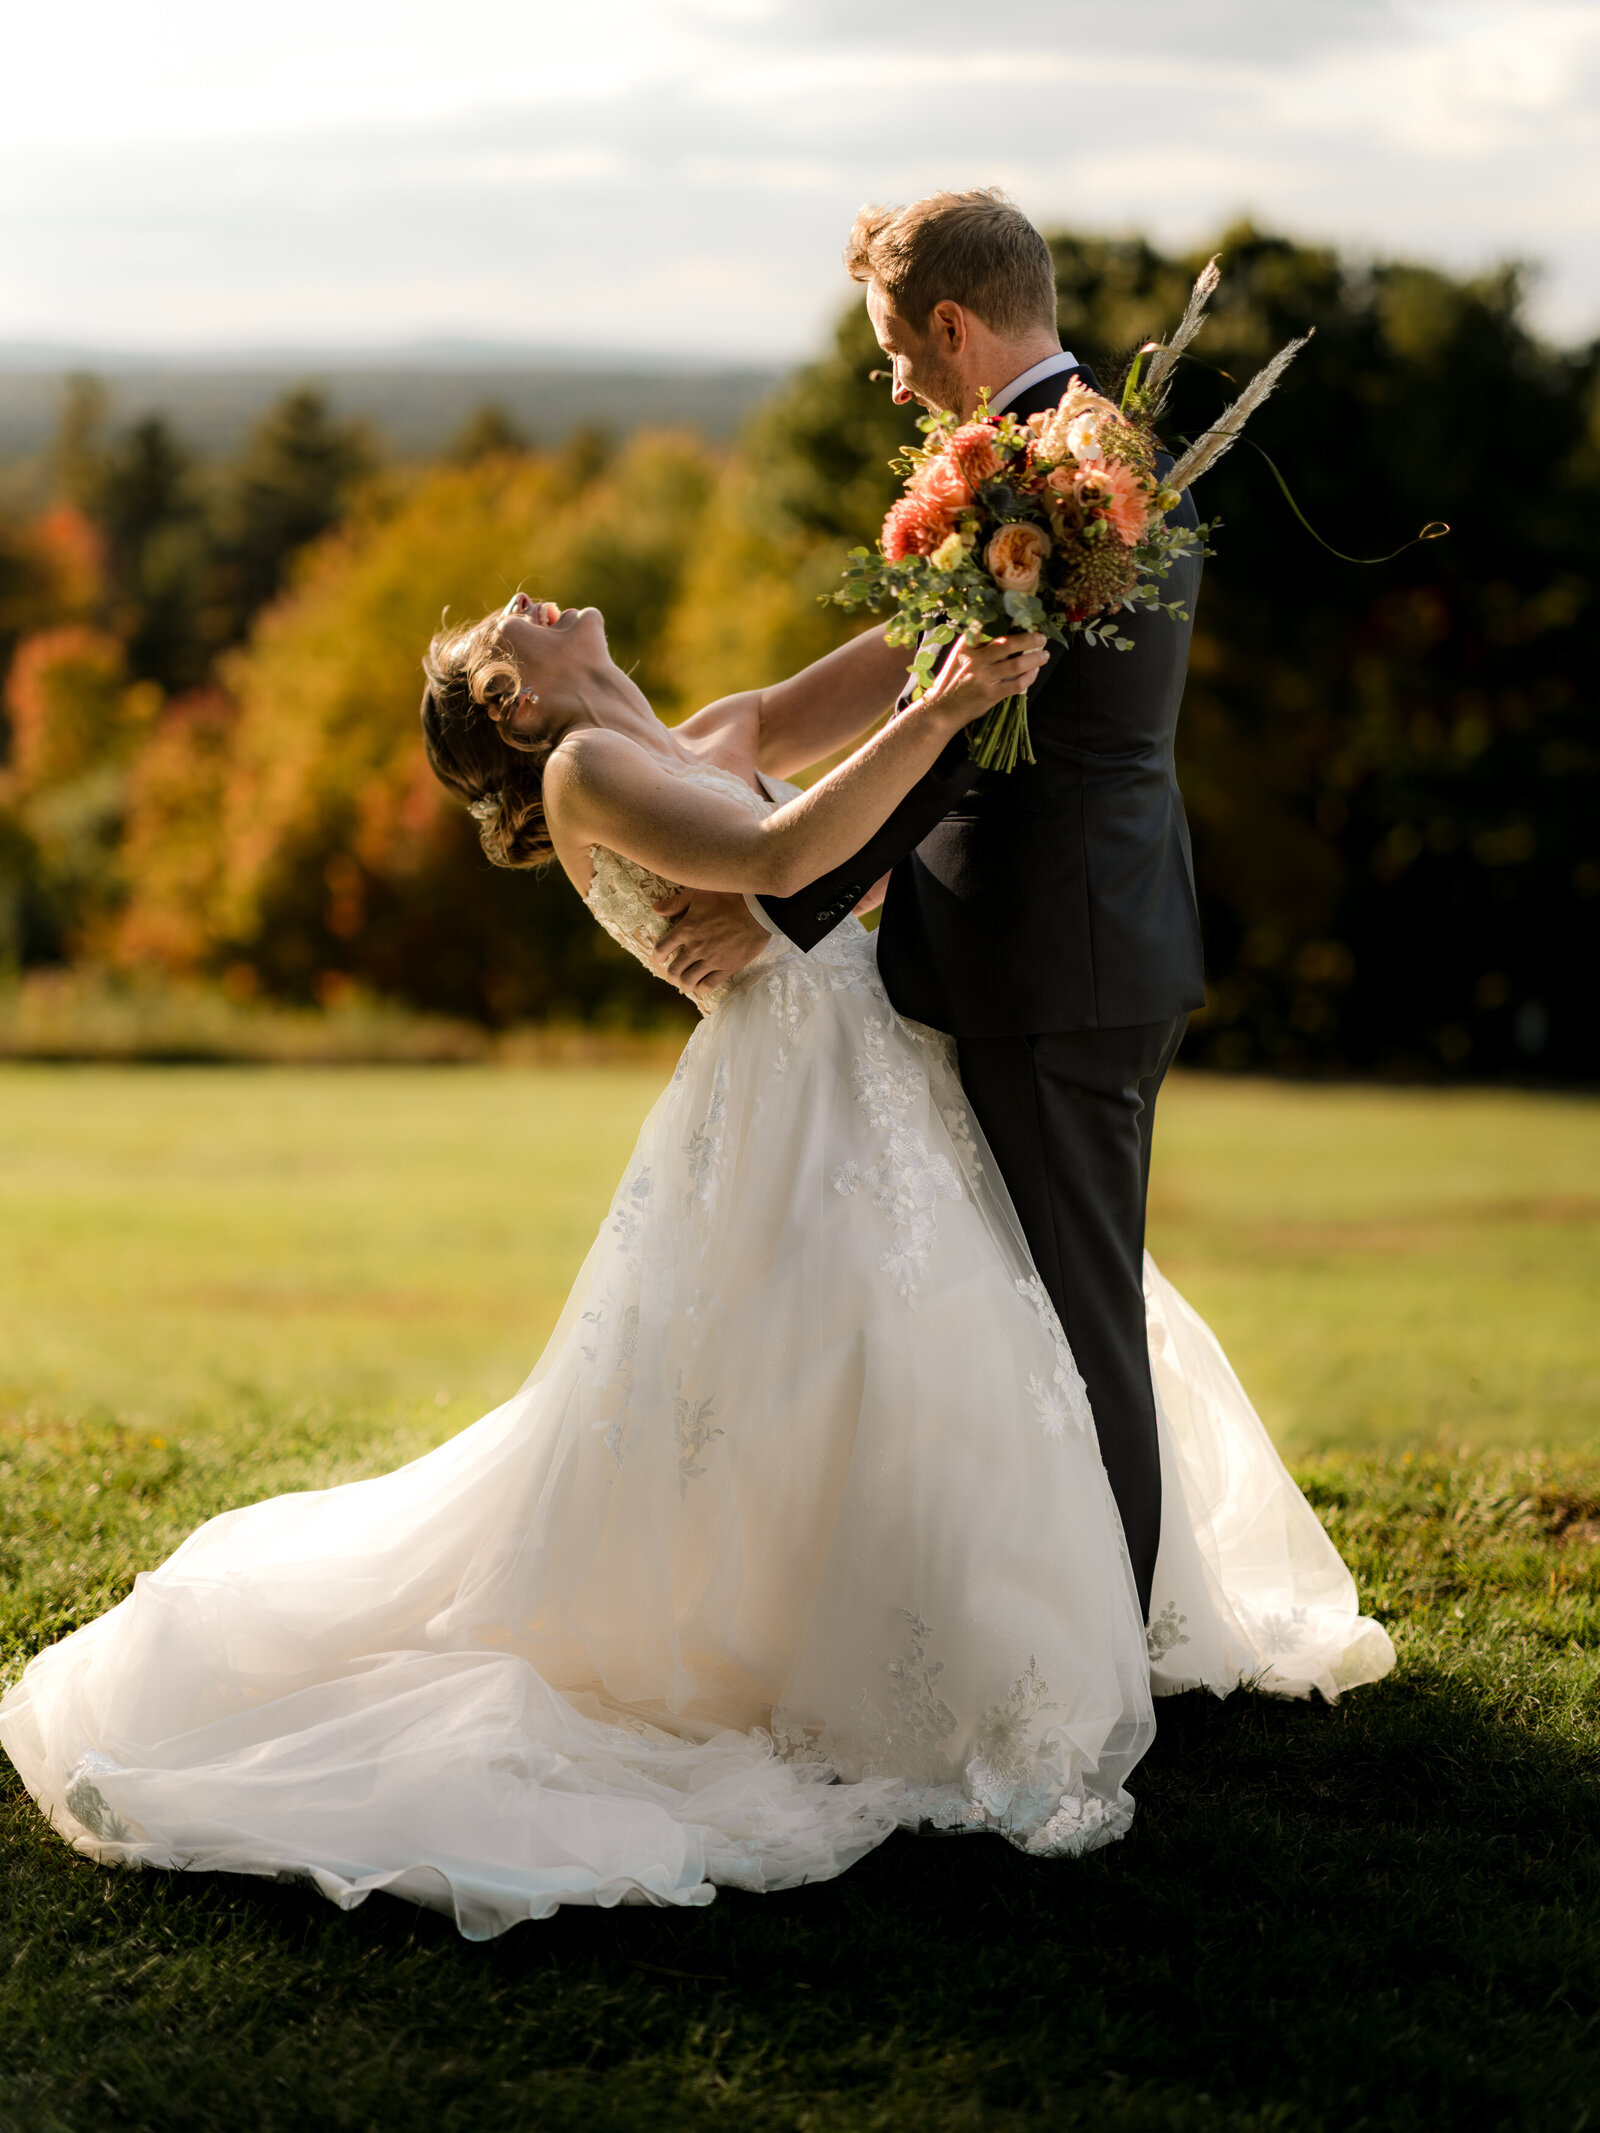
[660,190,1205,1621]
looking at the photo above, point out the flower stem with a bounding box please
[967,694,1036,773]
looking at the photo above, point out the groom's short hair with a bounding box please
[845,189,1057,338]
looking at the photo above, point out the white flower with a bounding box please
[1064,414,1103,462]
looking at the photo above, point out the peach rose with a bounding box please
[1042,466,1082,536]
[985,522,1052,596]
[947,422,1002,486]
[912,453,973,514]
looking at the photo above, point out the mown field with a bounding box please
[2,1064,1597,2132]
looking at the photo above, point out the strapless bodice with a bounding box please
[583,761,779,1015]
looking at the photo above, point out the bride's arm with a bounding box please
[677,627,910,783]
[546,634,1044,897]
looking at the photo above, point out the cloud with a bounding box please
[697,0,1406,66]
[1,0,1595,357]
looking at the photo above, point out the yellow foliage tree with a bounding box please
[660,463,861,716]
[659,299,916,735]
[117,433,717,1023]
[113,688,235,972]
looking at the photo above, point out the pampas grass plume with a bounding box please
[1142,255,1221,410]
[1164,330,1314,492]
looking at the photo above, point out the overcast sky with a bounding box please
[3,0,1596,361]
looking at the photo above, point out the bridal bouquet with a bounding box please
[832,261,1310,771]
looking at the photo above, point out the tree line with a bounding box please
[1,222,1594,1075]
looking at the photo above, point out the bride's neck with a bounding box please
[548,665,677,756]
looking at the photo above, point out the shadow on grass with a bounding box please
[4,1659,1597,2133]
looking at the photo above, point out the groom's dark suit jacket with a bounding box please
[756,360,1206,1620]
[757,364,1207,1037]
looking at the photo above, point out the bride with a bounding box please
[0,595,1393,1939]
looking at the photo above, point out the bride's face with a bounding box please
[495,592,614,742]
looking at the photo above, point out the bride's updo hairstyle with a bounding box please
[421,609,553,869]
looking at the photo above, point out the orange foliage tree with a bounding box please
[1,621,159,958]
[115,432,717,1024]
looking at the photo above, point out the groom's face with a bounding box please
[867,282,965,417]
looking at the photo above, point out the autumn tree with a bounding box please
[116,432,716,1025]
[448,403,530,464]
[701,226,1598,1078]
[0,500,109,965]
[1,628,159,958]
[205,388,372,648]
[664,302,918,713]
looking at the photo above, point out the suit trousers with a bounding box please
[954,1015,1189,1621]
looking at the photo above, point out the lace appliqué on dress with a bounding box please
[968,1659,1057,1795]
[1022,1792,1126,1857]
[849,1015,925,1130]
[581,1166,653,1466]
[608,1166,653,1263]
[683,1057,729,1215]
[833,1019,962,1305]
[839,1618,1130,1859]
[1146,1601,1191,1663]
[583,761,772,1018]
[64,1753,141,1846]
[1250,1605,1314,1661]
[673,1392,721,1490]
[581,1298,638,1386]
[852,1611,957,1785]
[940,1104,984,1180]
[768,965,821,1074]
[1014,1274,1091,1439]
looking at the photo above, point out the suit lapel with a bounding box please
[1000,360,1100,425]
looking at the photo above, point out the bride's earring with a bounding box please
[491,686,539,723]
[492,695,541,738]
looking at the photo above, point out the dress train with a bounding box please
[0,770,1392,1934]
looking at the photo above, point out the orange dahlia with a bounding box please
[946,422,1002,486]
[881,491,950,561]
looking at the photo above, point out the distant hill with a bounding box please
[0,347,789,461]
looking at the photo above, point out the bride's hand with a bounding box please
[918,632,1049,728]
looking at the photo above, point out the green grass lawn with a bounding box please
[2,1064,1597,2131]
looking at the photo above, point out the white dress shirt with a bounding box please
[988,349,1082,416]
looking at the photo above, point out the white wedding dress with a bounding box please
[0,765,1392,1938]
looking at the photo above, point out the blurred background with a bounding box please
[1,0,1596,1078]
[5,26,1596,2105]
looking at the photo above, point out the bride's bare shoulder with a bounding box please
[542,731,674,892]
[545,728,664,812]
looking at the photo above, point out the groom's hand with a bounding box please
[651,888,770,998]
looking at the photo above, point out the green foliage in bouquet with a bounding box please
[829,260,1318,773]
[830,383,1206,771]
